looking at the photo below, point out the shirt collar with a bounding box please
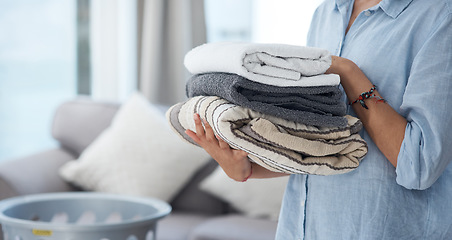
[379,0,413,18]
[334,0,414,19]
[335,0,351,9]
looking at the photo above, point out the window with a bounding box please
[89,0,137,101]
[0,0,76,162]
[204,0,323,45]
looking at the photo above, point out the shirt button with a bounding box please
[364,10,372,16]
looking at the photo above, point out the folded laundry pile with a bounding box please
[166,42,368,175]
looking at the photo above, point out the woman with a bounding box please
[186,0,452,239]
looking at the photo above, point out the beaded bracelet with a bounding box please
[349,85,386,109]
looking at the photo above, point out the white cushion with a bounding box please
[59,92,210,202]
[199,166,289,220]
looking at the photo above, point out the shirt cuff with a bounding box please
[396,122,425,190]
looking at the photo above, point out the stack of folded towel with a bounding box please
[166,42,368,175]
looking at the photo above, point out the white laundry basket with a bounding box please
[0,192,171,240]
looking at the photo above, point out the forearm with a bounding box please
[327,56,407,167]
[249,162,289,179]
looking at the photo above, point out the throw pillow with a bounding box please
[199,166,289,220]
[59,92,210,202]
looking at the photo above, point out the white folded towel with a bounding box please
[184,42,339,87]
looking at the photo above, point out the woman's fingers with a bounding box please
[202,119,216,142]
[193,113,205,138]
[188,114,244,160]
[190,113,219,146]
[185,129,201,144]
[186,114,253,181]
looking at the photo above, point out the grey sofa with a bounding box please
[0,97,278,240]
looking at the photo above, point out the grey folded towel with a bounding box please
[186,72,347,128]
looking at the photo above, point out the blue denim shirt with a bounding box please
[276,0,452,239]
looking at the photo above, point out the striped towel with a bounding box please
[166,96,368,175]
[184,42,339,87]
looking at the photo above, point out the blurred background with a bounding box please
[0,0,323,163]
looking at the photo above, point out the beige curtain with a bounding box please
[138,0,206,105]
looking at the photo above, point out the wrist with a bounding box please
[328,56,374,101]
[241,164,253,182]
[326,56,356,77]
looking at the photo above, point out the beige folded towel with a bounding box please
[167,96,368,175]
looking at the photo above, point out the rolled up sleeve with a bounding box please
[396,14,452,190]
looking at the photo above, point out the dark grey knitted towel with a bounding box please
[186,72,347,128]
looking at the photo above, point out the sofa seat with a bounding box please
[187,214,278,240]
[157,212,215,240]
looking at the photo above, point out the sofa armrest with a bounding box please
[170,159,228,215]
[0,148,77,201]
[51,97,120,157]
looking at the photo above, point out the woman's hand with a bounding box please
[185,113,252,182]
